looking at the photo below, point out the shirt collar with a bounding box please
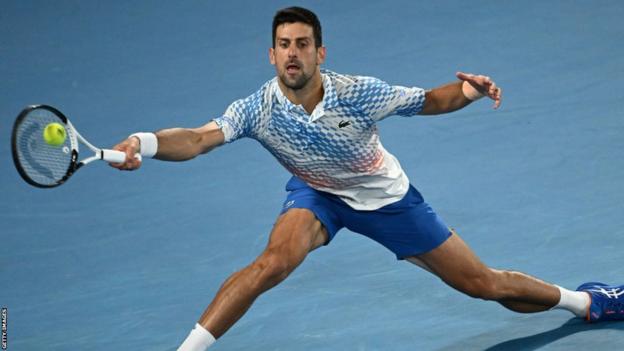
[320,69,339,110]
[272,70,339,112]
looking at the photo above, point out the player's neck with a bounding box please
[279,70,324,114]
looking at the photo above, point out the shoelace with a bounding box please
[594,287,624,299]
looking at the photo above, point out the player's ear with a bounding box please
[316,46,326,65]
[269,47,276,65]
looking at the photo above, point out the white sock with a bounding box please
[552,285,590,318]
[177,323,216,351]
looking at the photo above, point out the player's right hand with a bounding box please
[109,137,142,170]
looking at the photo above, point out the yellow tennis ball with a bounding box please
[43,122,67,146]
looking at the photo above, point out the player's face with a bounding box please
[270,22,325,90]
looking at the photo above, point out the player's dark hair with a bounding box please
[272,6,322,48]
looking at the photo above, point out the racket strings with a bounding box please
[14,109,74,186]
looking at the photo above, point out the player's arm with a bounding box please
[110,121,224,170]
[419,72,502,115]
[152,121,224,161]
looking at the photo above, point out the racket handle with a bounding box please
[101,149,142,163]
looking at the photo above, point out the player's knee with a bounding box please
[252,250,297,289]
[457,269,501,301]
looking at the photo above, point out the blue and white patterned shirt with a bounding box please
[213,69,426,210]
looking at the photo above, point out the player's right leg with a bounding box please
[177,208,328,350]
[199,208,328,337]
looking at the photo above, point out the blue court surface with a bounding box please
[1,1,623,350]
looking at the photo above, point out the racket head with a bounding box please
[11,105,80,188]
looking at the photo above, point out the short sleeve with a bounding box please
[213,82,271,143]
[349,76,426,121]
[212,99,250,143]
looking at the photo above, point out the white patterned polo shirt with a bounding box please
[213,69,426,210]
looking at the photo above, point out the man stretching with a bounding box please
[111,7,624,350]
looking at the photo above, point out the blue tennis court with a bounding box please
[1,1,623,350]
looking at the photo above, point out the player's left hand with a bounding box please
[456,72,502,109]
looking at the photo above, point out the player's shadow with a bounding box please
[484,318,624,351]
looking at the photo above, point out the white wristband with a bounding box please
[461,81,485,101]
[130,132,158,158]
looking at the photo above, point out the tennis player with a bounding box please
[111,7,623,350]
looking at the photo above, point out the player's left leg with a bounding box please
[406,230,579,314]
[341,185,588,315]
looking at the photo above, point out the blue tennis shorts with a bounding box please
[279,177,452,259]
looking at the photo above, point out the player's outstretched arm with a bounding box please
[152,121,225,161]
[110,121,225,170]
[419,72,502,115]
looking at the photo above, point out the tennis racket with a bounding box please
[11,104,140,188]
